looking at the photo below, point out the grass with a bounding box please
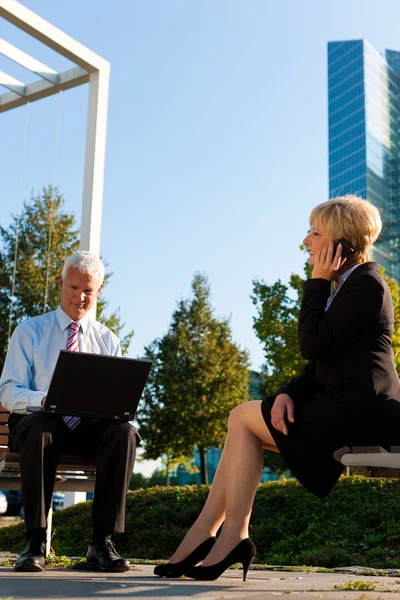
[334,580,377,591]
[3,476,400,568]
[45,555,87,569]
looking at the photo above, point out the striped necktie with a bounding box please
[63,321,81,431]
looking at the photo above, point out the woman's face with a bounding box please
[303,223,331,267]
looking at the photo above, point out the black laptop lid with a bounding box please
[45,350,152,420]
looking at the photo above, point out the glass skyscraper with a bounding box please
[328,40,400,281]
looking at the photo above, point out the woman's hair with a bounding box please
[61,251,105,283]
[310,195,382,263]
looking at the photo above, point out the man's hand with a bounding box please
[312,241,346,281]
[41,395,46,407]
[271,393,294,435]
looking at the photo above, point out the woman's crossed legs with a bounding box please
[168,400,278,566]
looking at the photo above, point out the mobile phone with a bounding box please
[333,237,354,259]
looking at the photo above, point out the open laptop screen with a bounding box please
[43,350,152,420]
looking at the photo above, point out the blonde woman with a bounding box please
[155,195,400,581]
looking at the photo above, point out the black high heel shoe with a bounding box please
[184,538,256,582]
[153,537,216,578]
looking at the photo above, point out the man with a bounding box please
[0,251,138,573]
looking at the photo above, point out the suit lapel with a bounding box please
[327,262,379,310]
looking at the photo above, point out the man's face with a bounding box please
[58,267,103,321]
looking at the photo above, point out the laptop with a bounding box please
[27,350,152,421]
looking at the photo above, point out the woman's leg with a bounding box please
[168,442,228,562]
[201,401,276,565]
[169,401,277,563]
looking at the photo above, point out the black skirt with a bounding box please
[261,393,400,499]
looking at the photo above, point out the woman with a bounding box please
[154,195,400,581]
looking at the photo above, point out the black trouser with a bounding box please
[8,412,138,535]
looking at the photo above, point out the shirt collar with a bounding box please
[338,263,363,285]
[55,306,92,333]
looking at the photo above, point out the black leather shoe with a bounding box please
[86,538,130,572]
[14,538,46,572]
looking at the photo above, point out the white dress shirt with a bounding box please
[0,306,121,413]
[325,263,363,312]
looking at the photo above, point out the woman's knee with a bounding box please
[228,402,250,430]
[228,401,275,445]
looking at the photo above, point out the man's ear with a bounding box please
[58,276,63,291]
[97,283,104,297]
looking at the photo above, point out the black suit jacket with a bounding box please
[279,262,400,419]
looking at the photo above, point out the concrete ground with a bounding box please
[1,564,400,599]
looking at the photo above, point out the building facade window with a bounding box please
[328,39,400,282]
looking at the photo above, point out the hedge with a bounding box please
[2,476,400,568]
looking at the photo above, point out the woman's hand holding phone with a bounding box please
[312,241,346,281]
[271,393,294,435]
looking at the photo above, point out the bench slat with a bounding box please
[0,475,96,492]
[2,452,96,470]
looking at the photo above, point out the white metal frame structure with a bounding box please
[0,0,110,255]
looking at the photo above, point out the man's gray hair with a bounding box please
[61,251,105,283]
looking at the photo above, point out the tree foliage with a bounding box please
[252,272,306,399]
[96,271,135,355]
[251,268,308,476]
[129,469,179,490]
[384,274,400,371]
[0,293,9,376]
[0,186,133,370]
[251,261,400,475]
[0,186,79,320]
[137,272,250,484]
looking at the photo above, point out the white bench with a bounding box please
[334,446,400,478]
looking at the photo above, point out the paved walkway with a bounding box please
[1,564,400,599]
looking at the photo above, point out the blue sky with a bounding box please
[1,2,399,385]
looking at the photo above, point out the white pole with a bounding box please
[46,507,53,557]
[70,70,110,502]
[80,67,110,255]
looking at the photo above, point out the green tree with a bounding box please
[137,272,250,484]
[0,186,133,370]
[129,467,180,490]
[251,269,307,476]
[129,472,149,490]
[96,271,134,355]
[252,272,306,399]
[148,467,178,487]
[385,274,400,371]
[0,293,9,371]
[251,261,400,476]
[0,186,79,321]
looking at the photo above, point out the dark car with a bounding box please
[2,490,64,517]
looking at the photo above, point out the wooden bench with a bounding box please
[0,404,97,555]
[334,446,400,478]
